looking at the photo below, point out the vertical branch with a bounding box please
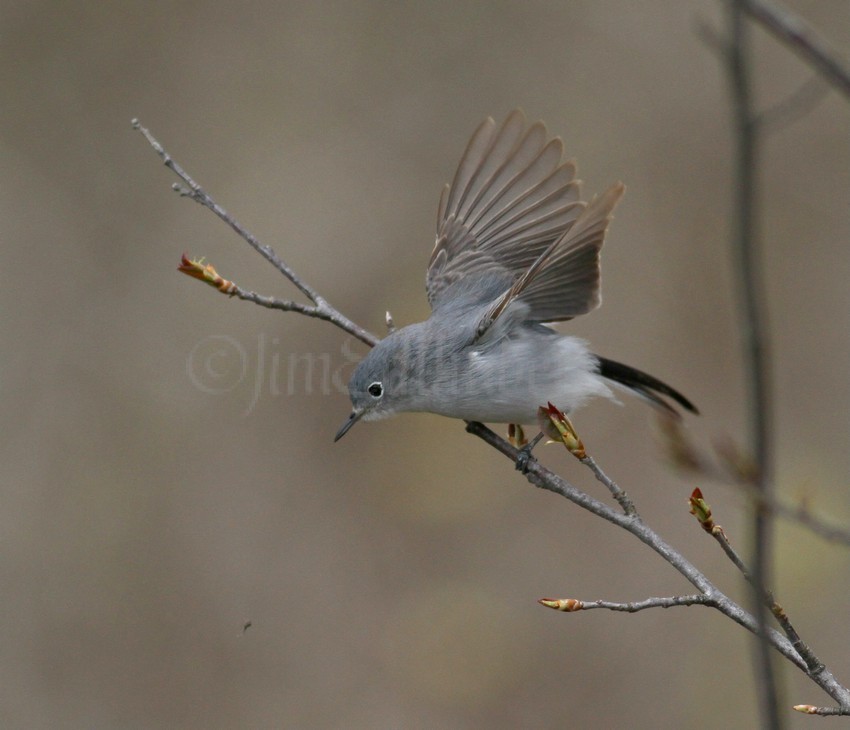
[727,2,781,726]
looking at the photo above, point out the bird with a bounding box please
[335,110,696,448]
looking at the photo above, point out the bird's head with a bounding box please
[334,333,414,441]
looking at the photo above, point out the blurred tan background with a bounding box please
[2,1,848,727]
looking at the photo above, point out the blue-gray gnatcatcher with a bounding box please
[335,110,696,443]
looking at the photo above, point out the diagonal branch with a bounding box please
[741,0,850,101]
[467,424,807,671]
[133,119,377,348]
[539,594,714,613]
[690,489,827,680]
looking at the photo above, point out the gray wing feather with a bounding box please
[456,111,528,223]
[427,111,618,322]
[476,182,625,338]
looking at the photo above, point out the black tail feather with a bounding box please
[595,356,698,416]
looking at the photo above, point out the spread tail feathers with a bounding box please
[596,356,698,416]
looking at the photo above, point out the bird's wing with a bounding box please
[426,110,617,322]
[474,181,625,341]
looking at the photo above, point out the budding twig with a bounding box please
[793,704,850,716]
[538,403,636,516]
[539,594,713,613]
[133,119,377,349]
[178,253,333,317]
[690,488,827,679]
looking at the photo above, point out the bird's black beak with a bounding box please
[334,409,364,442]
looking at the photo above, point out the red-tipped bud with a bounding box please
[536,405,562,442]
[178,253,236,294]
[538,598,584,612]
[537,402,586,459]
[688,488,715,532]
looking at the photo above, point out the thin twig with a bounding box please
[692,488,848,710]
[465,422,627,527]
[228,286,322,316]
[793,704,850,717]
[579,455,637,516]
[540,594,714,613]
[706,522,825,677]
[133,119,378,349]
[741,0,850,101]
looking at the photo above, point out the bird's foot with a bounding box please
[514,432,544,473]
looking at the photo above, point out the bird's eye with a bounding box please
[368,382,383,398]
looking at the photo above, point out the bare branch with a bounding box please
[175,252,380,328]
[133,119,378,349]
[539,594,713,613]
[579,455,637,517]
[132,120,318,302]
[741,0,850,101]
[464,421,624,526]
[227,287,322,316]
[793,704,850,717]
[465,424,809,673]
[473,419,849,707]
[691,490,826,679]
